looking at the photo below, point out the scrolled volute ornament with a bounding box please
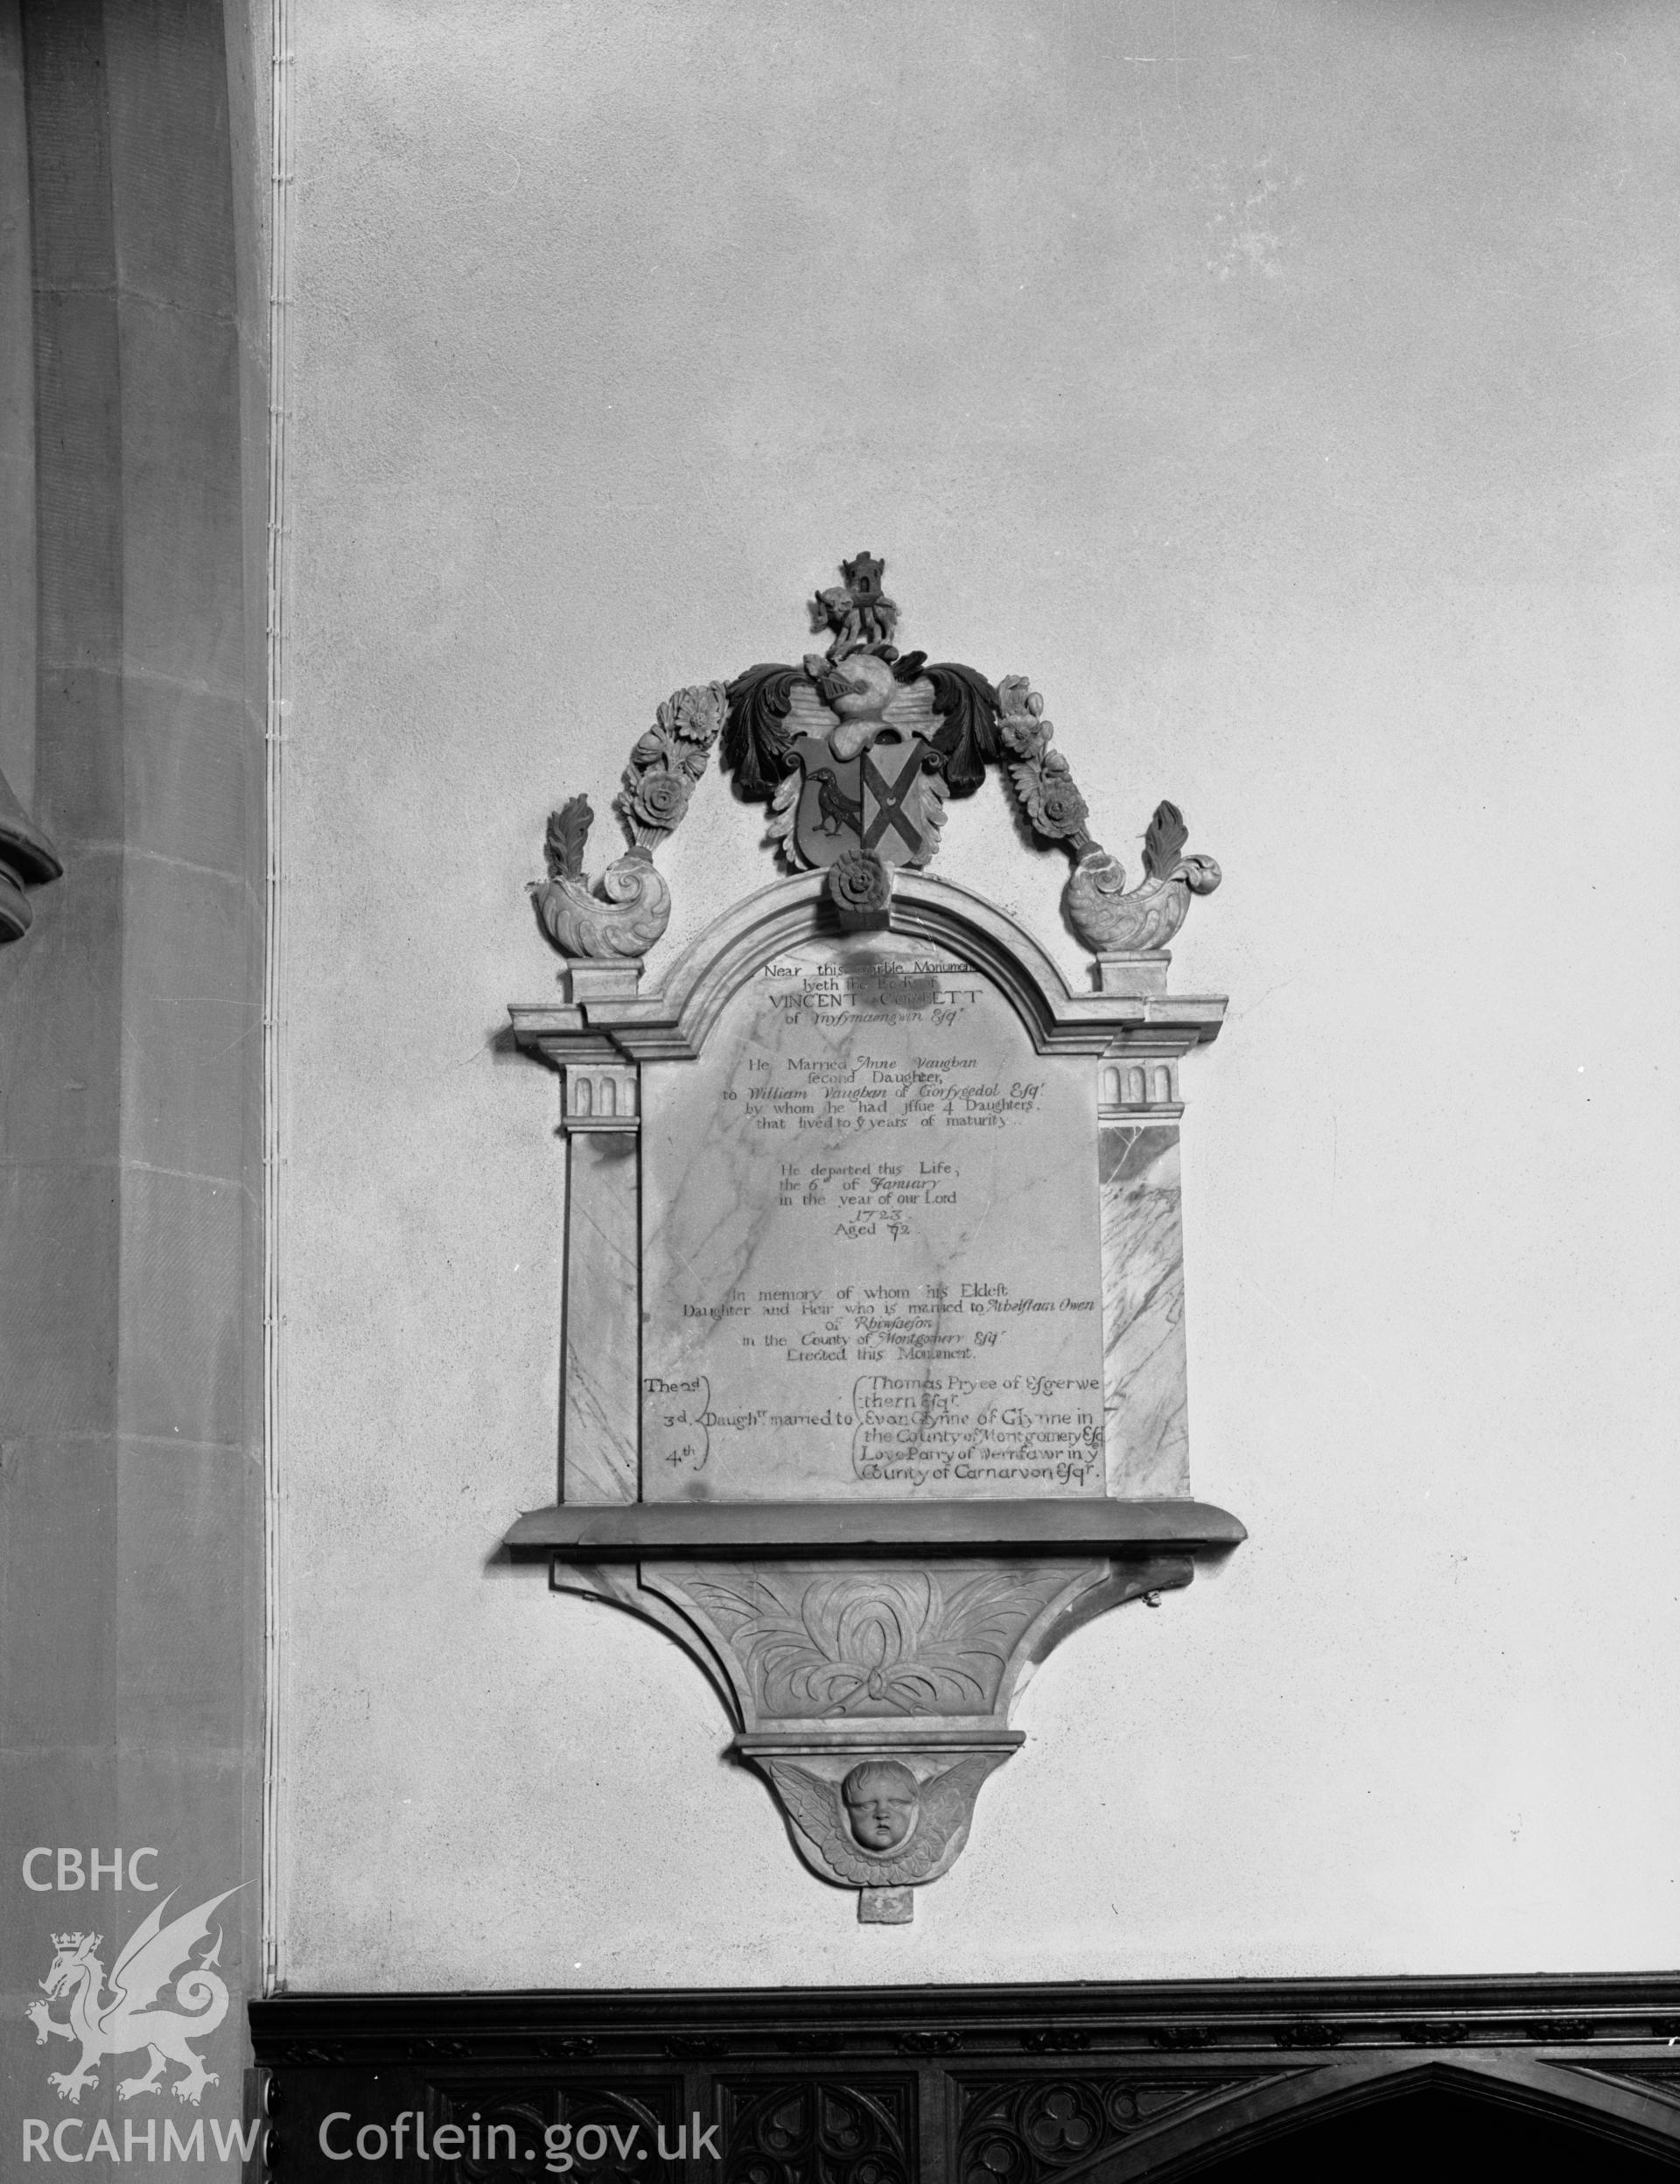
[530,796,671,960]
[529,682,728,961]
[1062,802,1222,956]
[825,845,892,931]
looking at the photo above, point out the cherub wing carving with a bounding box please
[772,1764,881,1886]
[912,1753,998,1858]
[770,1757,999,1888]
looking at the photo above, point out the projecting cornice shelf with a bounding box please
[503,1496,1246,1561]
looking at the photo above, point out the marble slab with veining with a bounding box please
[640,934,1105,1504]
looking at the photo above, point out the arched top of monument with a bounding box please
[508,869,1225,1067]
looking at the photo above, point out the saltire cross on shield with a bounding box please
[790,732,934,870]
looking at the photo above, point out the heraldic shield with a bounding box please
[788,729,941,870]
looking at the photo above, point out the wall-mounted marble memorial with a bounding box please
[504,563,1242,1920]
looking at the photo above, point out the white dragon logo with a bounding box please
[26,1887,242,2107]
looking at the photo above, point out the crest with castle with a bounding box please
[533,553,1221,977]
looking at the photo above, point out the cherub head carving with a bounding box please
[841,1760,920,1852]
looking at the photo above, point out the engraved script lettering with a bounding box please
[640,937,1103,1500]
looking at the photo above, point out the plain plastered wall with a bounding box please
[278,0,1680,1987]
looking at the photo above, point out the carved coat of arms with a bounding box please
[775,654,947,872]
[530,549,1221,952]
[732,556,1001,892]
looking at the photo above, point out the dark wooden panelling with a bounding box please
[254,1978,1680,2180]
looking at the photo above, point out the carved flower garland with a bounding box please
[626,768,690,832]
[995,676,1095,855]
[533,682,728,962]
[616,682,729,851]
[991,672,1222,957]
[1022,762,1089,843]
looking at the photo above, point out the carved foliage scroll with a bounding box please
[676,1566,1071,1719]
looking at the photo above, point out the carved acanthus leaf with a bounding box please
[1142,798,1189,879]
[906,766,949,867]
[681,1566,1063,1717]
[545,794,592,881]
[764,767,805,867]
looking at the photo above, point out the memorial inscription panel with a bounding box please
[641,934,1104,1502]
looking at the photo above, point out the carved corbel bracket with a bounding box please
[540,1544,1205,1922]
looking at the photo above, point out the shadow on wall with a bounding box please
[1186,2073,1680,2184]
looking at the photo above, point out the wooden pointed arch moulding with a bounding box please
[504,561,1242,1921]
